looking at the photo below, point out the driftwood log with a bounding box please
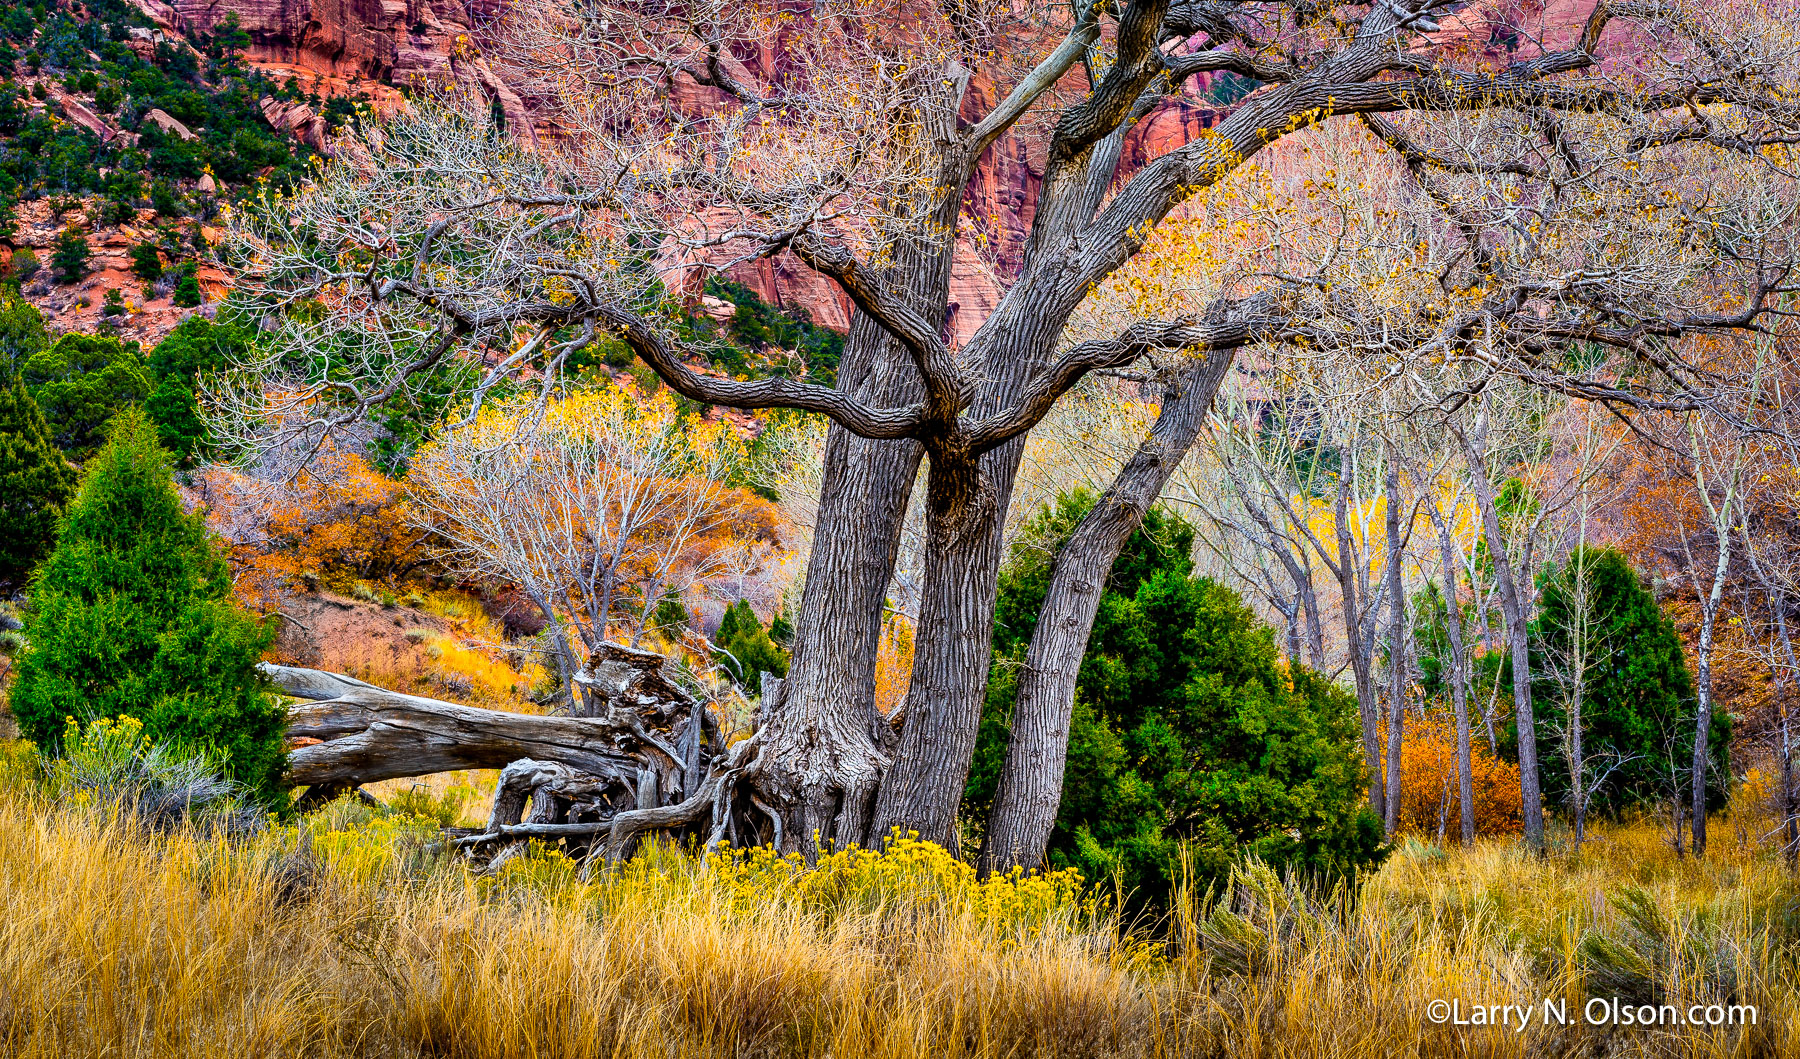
[270,643,773,861]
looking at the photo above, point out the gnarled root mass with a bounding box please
[269,643,785,865]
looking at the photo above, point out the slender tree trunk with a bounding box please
[1336,471,1383,821]
[1457,419,1545,851]
[1691,569,1726,857]
[1424,498,1475,846]
[1382,452,1407,835]
[977,350,1231,873]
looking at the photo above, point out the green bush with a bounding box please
[714,599,789,690]
[50,228,87,284]
[171,273,201,307]
[968,491,1385,906]
[0,282,47,375]
[129,242,163,281]
[144,315,249,466]
[9,411,286,798]
[20,331,150,459]
[1527,546,1731,815]
[0,376,76,588]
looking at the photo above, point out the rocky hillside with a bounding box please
[0,0,368,343]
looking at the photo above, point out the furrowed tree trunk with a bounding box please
[1424,496,1475,846]
[867,81,1150,851]
[1458,420,1545,852]
[1382,452,1407,836]
[870,443,1013,851]
[1335,471,1383,822]
[977,350,1231,873]
[748,145,966,853]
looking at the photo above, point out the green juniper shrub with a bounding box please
[0,282,47,375]
[650,596,689,636]
[171,271,201,307]
[150,179,183,218]
[20,331,151,459]
[129,241,163,281]
[101,288,125,317]
[1522,546,1731,816]
[8,410,286,799]
[50,227,88,284]
[0,375,76,588]
[144,314,249,466]
[968,490,1385,907]
[714,599,789,690]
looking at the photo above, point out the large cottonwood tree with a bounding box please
[216,0,1800,863]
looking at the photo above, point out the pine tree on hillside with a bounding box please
[9,411,286,797]
[0,377,76,589]
[21,332,151,460]
[0,283,48,379]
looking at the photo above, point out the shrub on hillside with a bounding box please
[9,411,286,798]
[714,598,788,689]
[20,331,150,459]
[0,376,76,589]
[50,228,87,284]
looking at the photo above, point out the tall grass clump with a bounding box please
[1,739,1798,1058]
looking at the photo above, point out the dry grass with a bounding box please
[0,752,1797,1058]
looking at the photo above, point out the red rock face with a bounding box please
[175,0,535,138]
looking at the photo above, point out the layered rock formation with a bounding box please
[172,0,534,136]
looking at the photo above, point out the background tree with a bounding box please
[0,376,75,589]
[21,332,149,459]
[50,227,87,285]
[8,411,285,797]
[0,283,47,377]
[1530,547,1729,820]
[144,315,250,467]
[410,385,780,708]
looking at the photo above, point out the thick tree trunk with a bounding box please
[747,230,948,854]
[870,445,1014,851]
[1458,423,1545,851]
[976,350,1230,873]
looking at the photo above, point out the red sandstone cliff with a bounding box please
[170,0,534,136]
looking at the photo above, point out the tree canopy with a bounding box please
[21,332,149,460]
[1529,546,1731,816]
[0,375,76,588]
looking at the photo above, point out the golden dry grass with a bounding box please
[0,755,1797,1058]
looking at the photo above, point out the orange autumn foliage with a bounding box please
[1390,712,1524,837]
[199,447,435,607]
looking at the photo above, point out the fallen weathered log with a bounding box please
[271,642,780,861]
[270,642,714,797]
